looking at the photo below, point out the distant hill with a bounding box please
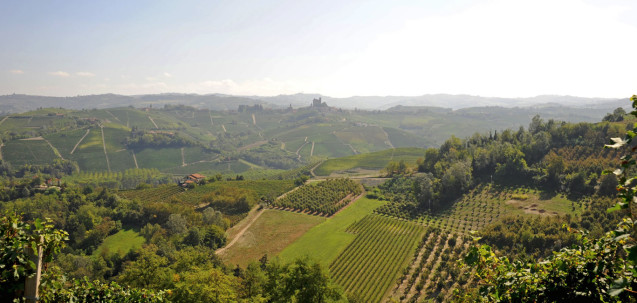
[0,93,627,114]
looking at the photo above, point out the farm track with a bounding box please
[70,129,90,154]
[217,185,303,255]
[238,140,268,152]
[43,138,64,160]
[216,206,265,256]
[310,141,315,157]
[309,160,325,177]
[105,110,121,121]
[100,126,111,172]
[208,109,214,126]
[380,127,395,149]
[0,116,8,127]
[328,187,365,217]
[222,124,227,132]
[148,116,159,128]
[132,150,139,168]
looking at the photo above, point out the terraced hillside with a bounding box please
[0,106,429,175]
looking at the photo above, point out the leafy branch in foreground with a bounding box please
[462,95,637,302]
[0,211,68,300]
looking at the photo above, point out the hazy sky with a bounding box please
[1,0,636,98]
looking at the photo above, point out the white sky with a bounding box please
[1,0,635,98]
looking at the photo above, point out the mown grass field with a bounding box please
[93,229,145,257]
[219,209,326,267]
[314,147,426,176]
[277,197,386,266]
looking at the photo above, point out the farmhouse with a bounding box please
[180,173,206,187]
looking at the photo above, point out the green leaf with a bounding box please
[607,202,625,213]
[610,277,628,296]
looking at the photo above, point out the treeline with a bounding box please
[238,141,300,170]
[62,168,172,190]
[0,158,78,178]
[125,130,199,149]
[380,114,625,214]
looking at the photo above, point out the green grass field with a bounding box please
[277,197,386,266]
[93,229,145,257]
[314,147,426,176]
[220,209,326,267]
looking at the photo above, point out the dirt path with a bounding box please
[216,207,265,255]
[295,137,310,161]
[148,116,159,128]
[132,150,139,168]
[0,143,4,160]
[309,160,324,177]
[105,110,121,121]
[252,113,256,125]
[221,124,227,132]
[237,140,268,152]
[70,129,90,154]
[329,187,366,217]
[43,138,64,160]
[380,126,395,149]
[310,141,315,157]
[100,126,111,172]
[0,116,8,127]
[181,147,186,166]
[208,109,214,126]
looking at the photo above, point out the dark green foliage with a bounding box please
[478,215,580,259]
[462,95,637,302]
[0,212,68,301]
[41,276,169,303]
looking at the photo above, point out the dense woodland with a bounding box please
[1,99,636,302]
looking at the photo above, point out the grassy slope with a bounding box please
[220,209,325,267]
[277,197,386,266]
[314,147,426,176]
[93,229,145,256]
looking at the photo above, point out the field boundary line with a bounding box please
[380,126,395,149]
[44,138,64,160]
[70,129,90,154]
[100,125,111,172]
[148,116,159,128]
[132,150,139,168]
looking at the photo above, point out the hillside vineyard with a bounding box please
[0,97,635,302]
